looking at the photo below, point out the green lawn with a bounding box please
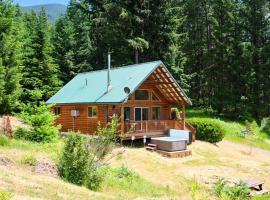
[187,108,270,151]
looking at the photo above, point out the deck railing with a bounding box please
[124,120,185,134]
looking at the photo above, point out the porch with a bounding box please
[121,119,195,140]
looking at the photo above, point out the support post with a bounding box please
[121,105,124,134]
[182,103,186,130]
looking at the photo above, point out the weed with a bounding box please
[0,134,10,146]
[20,154,37,166]
[0,191,11,200]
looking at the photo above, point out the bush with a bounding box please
[58,115,120,191]
[0,134,10,146]
[188,118,225,143]
[212,179,250,200]
[260,117,270,135]
[58,133,90,186]
[20,154,37,166]
[15,103,60,143]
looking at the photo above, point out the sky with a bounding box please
[13,0,69,6]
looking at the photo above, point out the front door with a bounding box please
[134,107,148,130]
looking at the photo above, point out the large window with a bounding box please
[124,107,131,121]
[135,90,149,100]
[88,106,97,117]
[152,107,161,120]
[54,107,61,115]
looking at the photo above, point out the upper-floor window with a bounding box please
[135,90,149,100]
[88,106,97,117]
[54,107,61,115]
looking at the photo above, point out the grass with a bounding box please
[101,166,176,199]
[187,108,270,150]
[0,138,63,161]
[20,154,37,166]
[0,138,178,200]
[0,134,10,147]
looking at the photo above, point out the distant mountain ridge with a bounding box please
[22,4,67,23]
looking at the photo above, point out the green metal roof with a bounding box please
[46,60,191,105]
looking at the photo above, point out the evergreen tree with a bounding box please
[52,18,75,83]
[52,0,94,83]
[0,1,22,114]
[21,8,61,103]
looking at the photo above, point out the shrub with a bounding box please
[15,103,60,143]
[260,117,270,135]
[188,118,225,143]
[212,179,250,200]
[20,154,37,166]
[58,115,120,191]
[58,133,90,186]
[0,134,10,146]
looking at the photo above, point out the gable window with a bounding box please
[88,106,97,117]
[54,107,61,115]
[152,92,160,101]
[124,107,131,121]
[135,90,149,100]
[152,107,161,120]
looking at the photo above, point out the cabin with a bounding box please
[46,60,196,141]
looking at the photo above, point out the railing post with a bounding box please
[182,103,186,130]
[121,105,124,133]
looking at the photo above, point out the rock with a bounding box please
[34,159,58,177]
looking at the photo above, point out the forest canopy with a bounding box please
[0,0,269,120]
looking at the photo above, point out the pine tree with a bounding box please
[52,0,95,83]
[52,18,75,83]
[21,8,61,103]
[0,1,22,114]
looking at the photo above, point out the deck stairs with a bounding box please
[145,143,157,151]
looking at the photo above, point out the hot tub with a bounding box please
[151,137,187,152]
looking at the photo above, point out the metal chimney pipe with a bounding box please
[107,53,112,92]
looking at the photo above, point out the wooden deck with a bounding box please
[121,119,196,141]
[121,131,166,140]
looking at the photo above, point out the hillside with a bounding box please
[0,138,270,199]
[22,4,66,23]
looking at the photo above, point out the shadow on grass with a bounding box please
[121,138,151,148]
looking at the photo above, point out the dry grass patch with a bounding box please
[110,140,270,199]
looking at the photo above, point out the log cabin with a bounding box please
[46,59,196,141]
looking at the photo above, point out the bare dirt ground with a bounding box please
[0,116,28,133]
[110,140,270,199]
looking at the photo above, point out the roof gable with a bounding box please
[46,60,191,105]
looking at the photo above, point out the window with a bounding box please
[135,90,149,100]
[152,107,161,120]
[124,107,131,121]
[135,107,149,121]
[152,92,160,101]
[54,107,61,115]
[88,106,97,117]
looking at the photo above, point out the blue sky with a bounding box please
[14,0,69,6]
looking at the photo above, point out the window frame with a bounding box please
[152,106,161,120]
[134,89,150,101]
[124,107,131,121]
[88,106,98,118]
[54,107,61,116]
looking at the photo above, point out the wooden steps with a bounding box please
[145,143,157,151]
